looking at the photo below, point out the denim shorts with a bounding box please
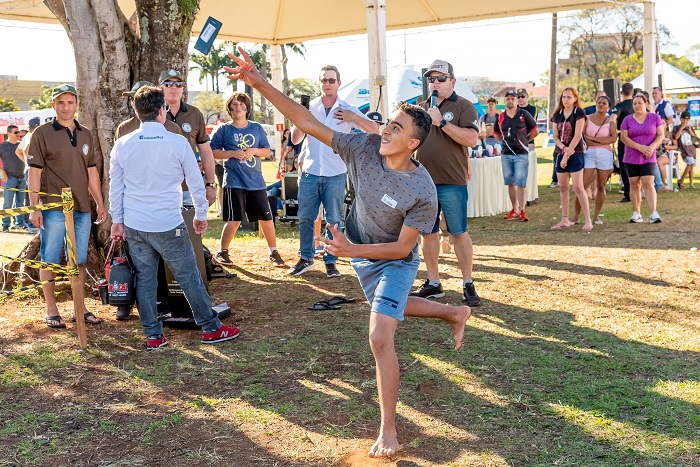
[40,210,92,265]
[431,184,468,235]
[554,152,585,173]
[351,247,420,321]
[685,156,697,167]
[501,153,529,187]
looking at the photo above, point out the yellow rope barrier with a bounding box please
[0,276,68,297]
[0,254,78,276]
[0,202,64,219]
[0,186,56,197]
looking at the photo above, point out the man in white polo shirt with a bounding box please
[287,65,379,278]
[109,85,240,350]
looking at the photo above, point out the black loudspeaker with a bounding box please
[422,68,429,102]
[598,78,620,107]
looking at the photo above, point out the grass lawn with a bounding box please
[0,148,698,466]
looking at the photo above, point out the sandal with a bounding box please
[307,301,341,311]
[71,311,103,325]
[44,314,66,328]
[326,296,356,306]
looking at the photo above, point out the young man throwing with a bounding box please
[224,49,471,458]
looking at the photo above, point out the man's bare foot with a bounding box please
[551,220,571,230]
[450,306,471,350]
[368,431,399,458]
[582,222,593,232]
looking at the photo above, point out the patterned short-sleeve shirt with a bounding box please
[331,131,437,246]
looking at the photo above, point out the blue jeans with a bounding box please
[653,163,663,191]
[125,223,221,338]
[2,175,27,228]
[298,172,346,263]
[431,185,468,235]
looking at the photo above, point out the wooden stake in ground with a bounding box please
[62,188,87,350]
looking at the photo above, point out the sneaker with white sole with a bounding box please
[629,212,643,223]
[202,324,240,344]
[215,250,234,266]
[325,263,341,278]
[649,212,662,224]
[269,250,286,267]
[409,280,445,299]
[146,335,168,350]
[288,258,314,276]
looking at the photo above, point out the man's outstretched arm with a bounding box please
[225,48,334,148]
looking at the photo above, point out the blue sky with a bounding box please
[0,0,697,89]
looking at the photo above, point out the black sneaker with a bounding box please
[215,250,234,266]
[115,306,131,321]
[325,263,341,278]
[463,282,481,306]
[616,197,631,204]
[288,258,314,276]
[269,250,286,267]
[410,280,445,299]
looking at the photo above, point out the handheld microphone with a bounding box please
[430,90,438,108]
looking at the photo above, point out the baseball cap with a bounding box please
[366,111,383,124]
[516,88,528,96]
[158,69,185,84]
[680,110,691,119]
[122,80,155,97]
[423,59,454,77]
[487,97,497,104]
[504,90,517,98]
[28,117,41,129]
[52,84,77,101]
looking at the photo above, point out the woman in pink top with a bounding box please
[619,94,665,223]
[575,95,617,224]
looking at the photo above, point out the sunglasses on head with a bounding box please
[320,78,337,84]
[162,81,185,88]
[427,75,451,83]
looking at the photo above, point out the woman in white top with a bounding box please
[574,95,617,224]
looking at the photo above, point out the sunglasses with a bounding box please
[320,78,337,84]
[427,75,451,83]
[11,131,20,134]
[517,95,527,99]
[162,81,185,88]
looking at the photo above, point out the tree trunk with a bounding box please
[281,46,289,96]
[15,0,198,274]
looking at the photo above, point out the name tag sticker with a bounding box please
[381,194,398,209]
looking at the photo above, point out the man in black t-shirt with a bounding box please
[494,90,538,222]
[611,82,635,203]
[0,125,27,232]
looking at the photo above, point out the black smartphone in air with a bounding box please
[300,94,310,109]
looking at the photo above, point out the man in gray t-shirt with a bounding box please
[224,49,473,460]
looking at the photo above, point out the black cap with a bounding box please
[366,111,383,123]
[487,97,497,104]
[681,111,691,119]
[28,117,41,129]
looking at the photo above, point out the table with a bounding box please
[466,151,538,218]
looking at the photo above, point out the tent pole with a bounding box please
[270,44,285,158]
[366,0,388,120]
[548,13,558,131]
[643,1,656,93]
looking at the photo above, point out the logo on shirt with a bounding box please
[182,123,192,133]
[236,133,256,149]
[443,111,454,122]
[82,144,89,155]
[139,135,164,140]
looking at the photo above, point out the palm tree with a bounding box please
[189,43,236,93]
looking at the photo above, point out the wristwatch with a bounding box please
[205,182,216,188]
[439,119,447,128]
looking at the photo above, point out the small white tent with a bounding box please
[338,64,484,117]
[631,60,700,94]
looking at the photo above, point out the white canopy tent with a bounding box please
[338,64,484,117]
[631,60,700,94]
[0,0,652,132]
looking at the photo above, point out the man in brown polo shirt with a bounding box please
[411,59,481,307]
[28,84,107,328]
[115,81,183,139]
[159,69,216,206]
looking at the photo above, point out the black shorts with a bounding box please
[222,187,273,222]
[554,152,585,173]
[624,162,656,178]
[214,164,224,186]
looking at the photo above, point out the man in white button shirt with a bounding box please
[109,85,240,350]
[287,65,379,278]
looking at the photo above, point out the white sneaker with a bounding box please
[649,212,662,224]
[629,212,643,223]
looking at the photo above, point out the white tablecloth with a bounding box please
[467,151,538,218]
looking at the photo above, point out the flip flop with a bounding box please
[44,314,66,328]
[326,296,356,306]
[594,220,604,225]
[70,311,103,325]
[307,301,341,311]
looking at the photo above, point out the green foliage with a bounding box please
[28,84,63,110]
[192,91,225,122]
[0,97,19,111]
[287,77,320,101]
[189,43,236,93]
[662,53,699,75]
[176,0,199,18]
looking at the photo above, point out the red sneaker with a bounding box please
[519,210,529,222]
[146,335,168,350]
[202,324,240,344]
[504,209,518,220]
